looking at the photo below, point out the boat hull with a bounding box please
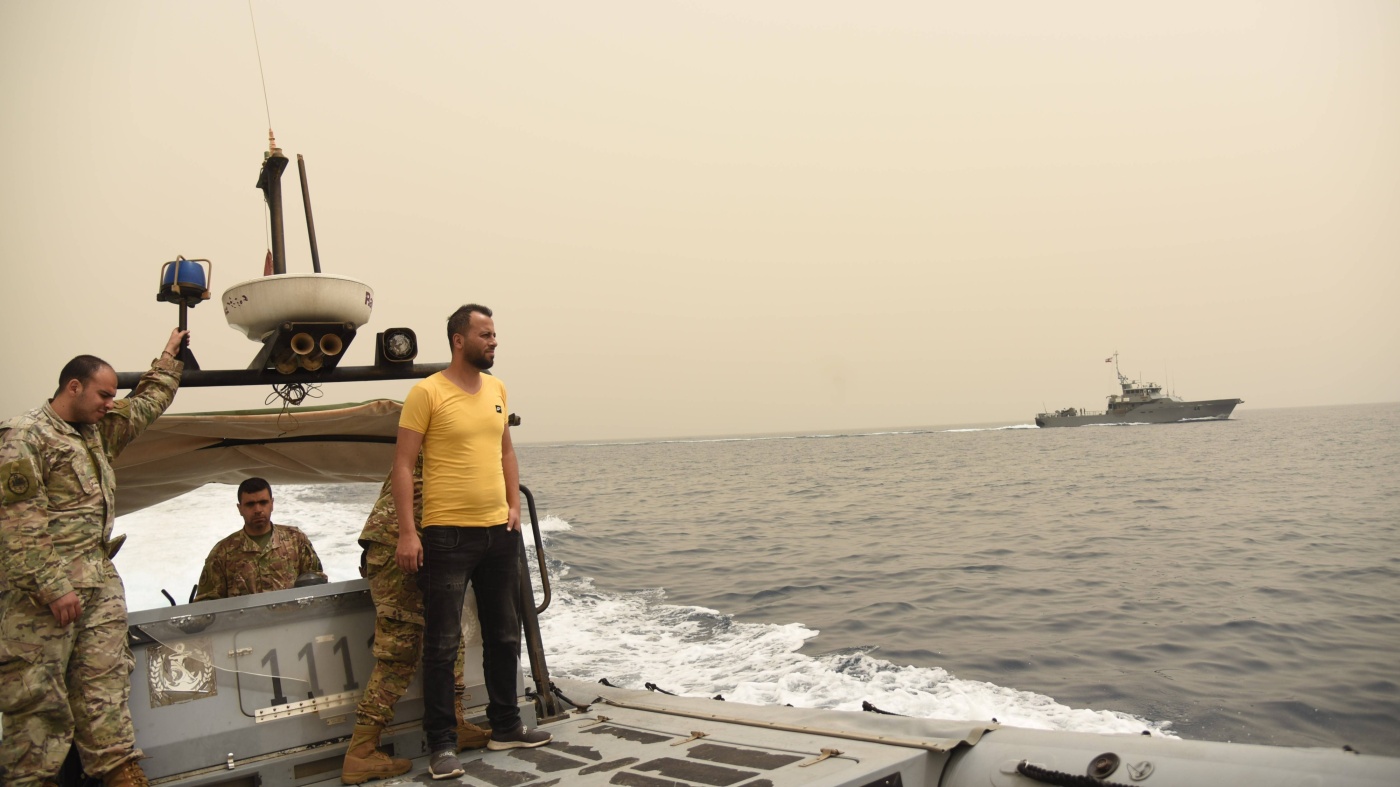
[1036,398,1242,428]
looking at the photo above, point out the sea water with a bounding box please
[115,403,1400,755]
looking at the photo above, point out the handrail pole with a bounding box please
[516,484,563,722]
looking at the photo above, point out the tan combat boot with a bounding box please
[454,696,491,750]
[102,760,150,787]
[456,719,492,750]
[341,724,412,784]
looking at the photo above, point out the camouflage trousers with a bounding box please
[354,543,470,728]
[0,578,141,786]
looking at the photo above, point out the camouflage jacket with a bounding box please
[193,523,324,602]
[0,356,181,605]
[357,453,424,548]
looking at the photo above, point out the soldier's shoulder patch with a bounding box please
[1,459,39,504]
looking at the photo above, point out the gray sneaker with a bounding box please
[428,748,464,780]
[486,725,552,750]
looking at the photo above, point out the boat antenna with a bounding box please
[247,0,280,272]
[257,133,290,275]
[247,0,274,135]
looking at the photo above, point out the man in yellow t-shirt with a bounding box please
[392,304,550,780]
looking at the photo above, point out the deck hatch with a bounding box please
[583,724,673,745]
[460,758,538,786]
[554,742,605,761]
[581,757,640,774]
[632,756,759,785]
[609,774,699,787]
[684,743,803,770]
[508,746,593,772]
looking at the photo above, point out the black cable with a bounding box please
[551,683,589,712]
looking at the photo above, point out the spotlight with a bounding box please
[376,328,417,366]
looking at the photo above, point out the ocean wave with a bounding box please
[120,483,1173,739]
[535,535,1173,737]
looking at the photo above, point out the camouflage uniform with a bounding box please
[192,524,324,602]
[354,457,471,728]
[0,356,181,786]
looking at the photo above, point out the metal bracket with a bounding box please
[1126,761,1154,781]
[670,731,709,746]
[254,690,359,723]
[799,748,842,767]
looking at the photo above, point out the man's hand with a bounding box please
[163,328,190,359]
[506,507,522,532]
[49,591,82,626]
[396,530,424,574]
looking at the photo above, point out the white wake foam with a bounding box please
[537,566,1173,737]
[118,484,1172,738]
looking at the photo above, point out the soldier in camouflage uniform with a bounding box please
[340,456,490,785]
[0,329,187,787]
[193,478,325,602]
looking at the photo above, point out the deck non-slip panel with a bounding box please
[430,713,858,786]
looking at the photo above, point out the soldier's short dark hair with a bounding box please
[446,304,492,350]
[237,477,273,502]
[54,355,113,397]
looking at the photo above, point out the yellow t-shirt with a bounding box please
[398,372,509,527]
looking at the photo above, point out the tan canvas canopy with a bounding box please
[113,399,402,517]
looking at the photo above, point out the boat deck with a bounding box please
[163,678,1400,787]
[292,678,973,787]
[359,707,938,786]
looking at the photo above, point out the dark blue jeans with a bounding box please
[417,524,523,751]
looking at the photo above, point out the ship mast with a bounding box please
[1111,351,1131,390]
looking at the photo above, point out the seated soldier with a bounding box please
[194,477,326,601]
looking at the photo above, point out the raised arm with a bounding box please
[101,327,188,459]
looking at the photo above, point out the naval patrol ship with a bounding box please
[1036,353,1242,428]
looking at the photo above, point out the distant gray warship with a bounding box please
[1036,353,1242,428]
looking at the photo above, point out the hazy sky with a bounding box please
[2,1,1396,442]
